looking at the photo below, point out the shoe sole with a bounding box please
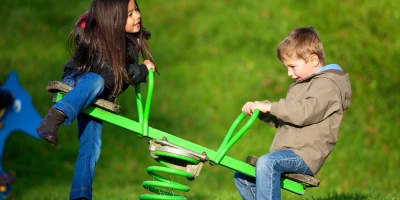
[37,132,58,145]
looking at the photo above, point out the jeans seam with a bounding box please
[285,157,306,172]
[281,156,312,175]
[56,101,78,120]
[83,120,95,193]
[244,178,255,200]
[66,103,78,119]
[270,159,278,199]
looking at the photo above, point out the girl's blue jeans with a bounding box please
[53,72,105,200]
[233,150,313,200]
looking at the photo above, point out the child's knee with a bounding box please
[87,72,105,87]
[256,154,277,171]
[79,72,105,93]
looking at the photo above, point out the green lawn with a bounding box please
[1,0,399,199]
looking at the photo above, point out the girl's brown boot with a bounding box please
[36,108,66,145]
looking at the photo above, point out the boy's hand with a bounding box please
[143,60,155,71]
[242,101,272,115]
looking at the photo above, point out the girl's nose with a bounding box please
[134,10,141,19]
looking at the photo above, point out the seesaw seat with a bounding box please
[46,81,120,114]
[246,155,320,188]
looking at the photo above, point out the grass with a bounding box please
[1,0,399,199]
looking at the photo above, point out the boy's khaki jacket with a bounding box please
[261,70,352,174]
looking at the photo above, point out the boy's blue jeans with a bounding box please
[53,72,105,200]
[234,150,313,200]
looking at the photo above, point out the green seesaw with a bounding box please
[46,70,320,199]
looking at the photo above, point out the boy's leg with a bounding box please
[255,150,312,200]
[69,114,103,200]
[234,171,256,200]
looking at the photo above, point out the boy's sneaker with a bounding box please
[36,108,66,145]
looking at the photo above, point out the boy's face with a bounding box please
[282,54,321,82]
[125,0,141,33]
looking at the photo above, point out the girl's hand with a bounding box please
[143,60,155,71]
[242,101,272,115]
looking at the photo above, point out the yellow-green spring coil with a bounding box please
[140,151,200,200]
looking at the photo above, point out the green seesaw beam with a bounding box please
[54,70,307,195]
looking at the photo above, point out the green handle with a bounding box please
[135,85,143,124]
[135,70,155,137]
[214,110,259,164]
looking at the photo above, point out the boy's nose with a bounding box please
[287,69,293,77]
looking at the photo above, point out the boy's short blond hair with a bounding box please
[277,27,325,65]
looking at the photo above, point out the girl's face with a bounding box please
[283,54,321,82]
[125,0,141,33]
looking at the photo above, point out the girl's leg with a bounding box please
[37,72,104,145]
[54,72,105,124]
[69,114,102,200]
[234,171,256,200]
[255,150,312,200]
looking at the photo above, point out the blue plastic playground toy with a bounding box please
[0,71,42,199]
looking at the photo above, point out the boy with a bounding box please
[233,27,352,200]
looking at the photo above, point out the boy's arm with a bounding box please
[270,79,342,126]
[257,100,279,127]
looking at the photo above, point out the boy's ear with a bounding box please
[310,54,319,66]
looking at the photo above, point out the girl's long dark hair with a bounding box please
[68,0,155,98]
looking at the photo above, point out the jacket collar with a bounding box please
[295,64,344,84]
[315,64,342,73]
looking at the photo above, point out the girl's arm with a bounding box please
[127,63,149,85]
[127,59,155,85]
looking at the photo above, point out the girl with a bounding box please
[36,0,156,199]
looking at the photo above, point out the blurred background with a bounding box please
[1,0,399,199]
